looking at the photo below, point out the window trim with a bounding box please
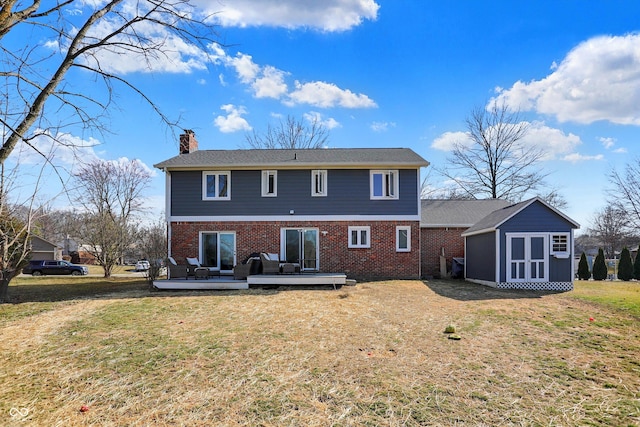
[261,170,278,197]
[370,170,399,200]
[202,171,231,201]
[550,233,570,258]
[348,226,370,248]
[396,226,411,252]
[311,169,327,197]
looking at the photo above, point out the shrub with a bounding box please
[634,253,640,280]
[577,252,591,280]
[618,247,633,281]
[592,248,608,281]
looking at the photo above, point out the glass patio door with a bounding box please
[201,231,236,273]
[507,234,547,282]
[283,228,319,271]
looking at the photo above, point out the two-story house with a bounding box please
[154,131,429,280]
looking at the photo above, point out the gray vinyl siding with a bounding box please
[169,169,419,217]
[465,232,496,282]
[496,202,575,283]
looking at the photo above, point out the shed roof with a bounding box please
[421,199,511,227]
[154,148,429,170]
[461,197,580,236]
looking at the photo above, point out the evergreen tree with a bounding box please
[634,252,640,280]
[618,247,633,281]
[592,248,608,281]
[577,252,591,280]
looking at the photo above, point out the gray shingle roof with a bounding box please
[461,197,580,236]
[421,199,511,227]
[154,148,429,169]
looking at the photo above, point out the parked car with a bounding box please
[135,260,150,271]
[22,260,89,276]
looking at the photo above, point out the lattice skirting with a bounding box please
[497,281,574,291]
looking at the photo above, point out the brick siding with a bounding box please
[171,220,421,280]
[420,227,466,278]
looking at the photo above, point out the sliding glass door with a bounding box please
[282,228,319,271]
[201,231,236,273]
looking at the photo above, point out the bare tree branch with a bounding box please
[246,115,330,149]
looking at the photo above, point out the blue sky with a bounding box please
[7,0,640,233]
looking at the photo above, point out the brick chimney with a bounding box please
[179,129,198,154]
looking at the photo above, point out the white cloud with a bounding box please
[493,33,640,125]
[228,53,261,83]
[252,66,289,99]
[211,43,375,109]
[562,153,604,163]
[10,130,100,168]
[599,136,616,149]
[431,131,472,151]
[371,121,396,132]
[287,81,377,108]
[202,0,380,32]
[431,121,582,161]
[303,111,341,129]
[613,147,628,154]
[69,3,210,75]
[522,121,582,161]
[214,104,252,133]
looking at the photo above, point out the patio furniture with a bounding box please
[260,253,281,274]
[167,257,189,279]
[186,257,211,279]
[280,263,300,274]
[233,258,256,280]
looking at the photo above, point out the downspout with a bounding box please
[164,168,172,258]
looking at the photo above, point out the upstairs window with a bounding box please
[312,170,327,197]
[370,170,398,200]
[348,226,370,248]
[203,171,230,200]
[262,170,277,197]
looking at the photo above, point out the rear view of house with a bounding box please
[154,131,429,280]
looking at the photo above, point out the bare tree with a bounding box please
[73,159,151,277]
[0,1,218,292]
[139,217,168,285]
[246,115,330,149]
[588,204,630,259]
[0,1,218,164]
[438,102,547,201]
[609,158,640,228]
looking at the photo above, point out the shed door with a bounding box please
[507,234,548,282]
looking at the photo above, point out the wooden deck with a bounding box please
[153,273,347,290]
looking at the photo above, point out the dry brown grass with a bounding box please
[1,279,639,426]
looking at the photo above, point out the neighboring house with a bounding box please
[462,197,580,291]
[420,199,510,278]
[30,235,62,261]
[154,131,429,280]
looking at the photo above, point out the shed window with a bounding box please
[550,233,570,258]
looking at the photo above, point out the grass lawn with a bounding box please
[1,278,638,426]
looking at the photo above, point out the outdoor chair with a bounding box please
[186,257,210,279]
[167,257,188,279]
[260,253,281,274]
[233,258,255,280]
